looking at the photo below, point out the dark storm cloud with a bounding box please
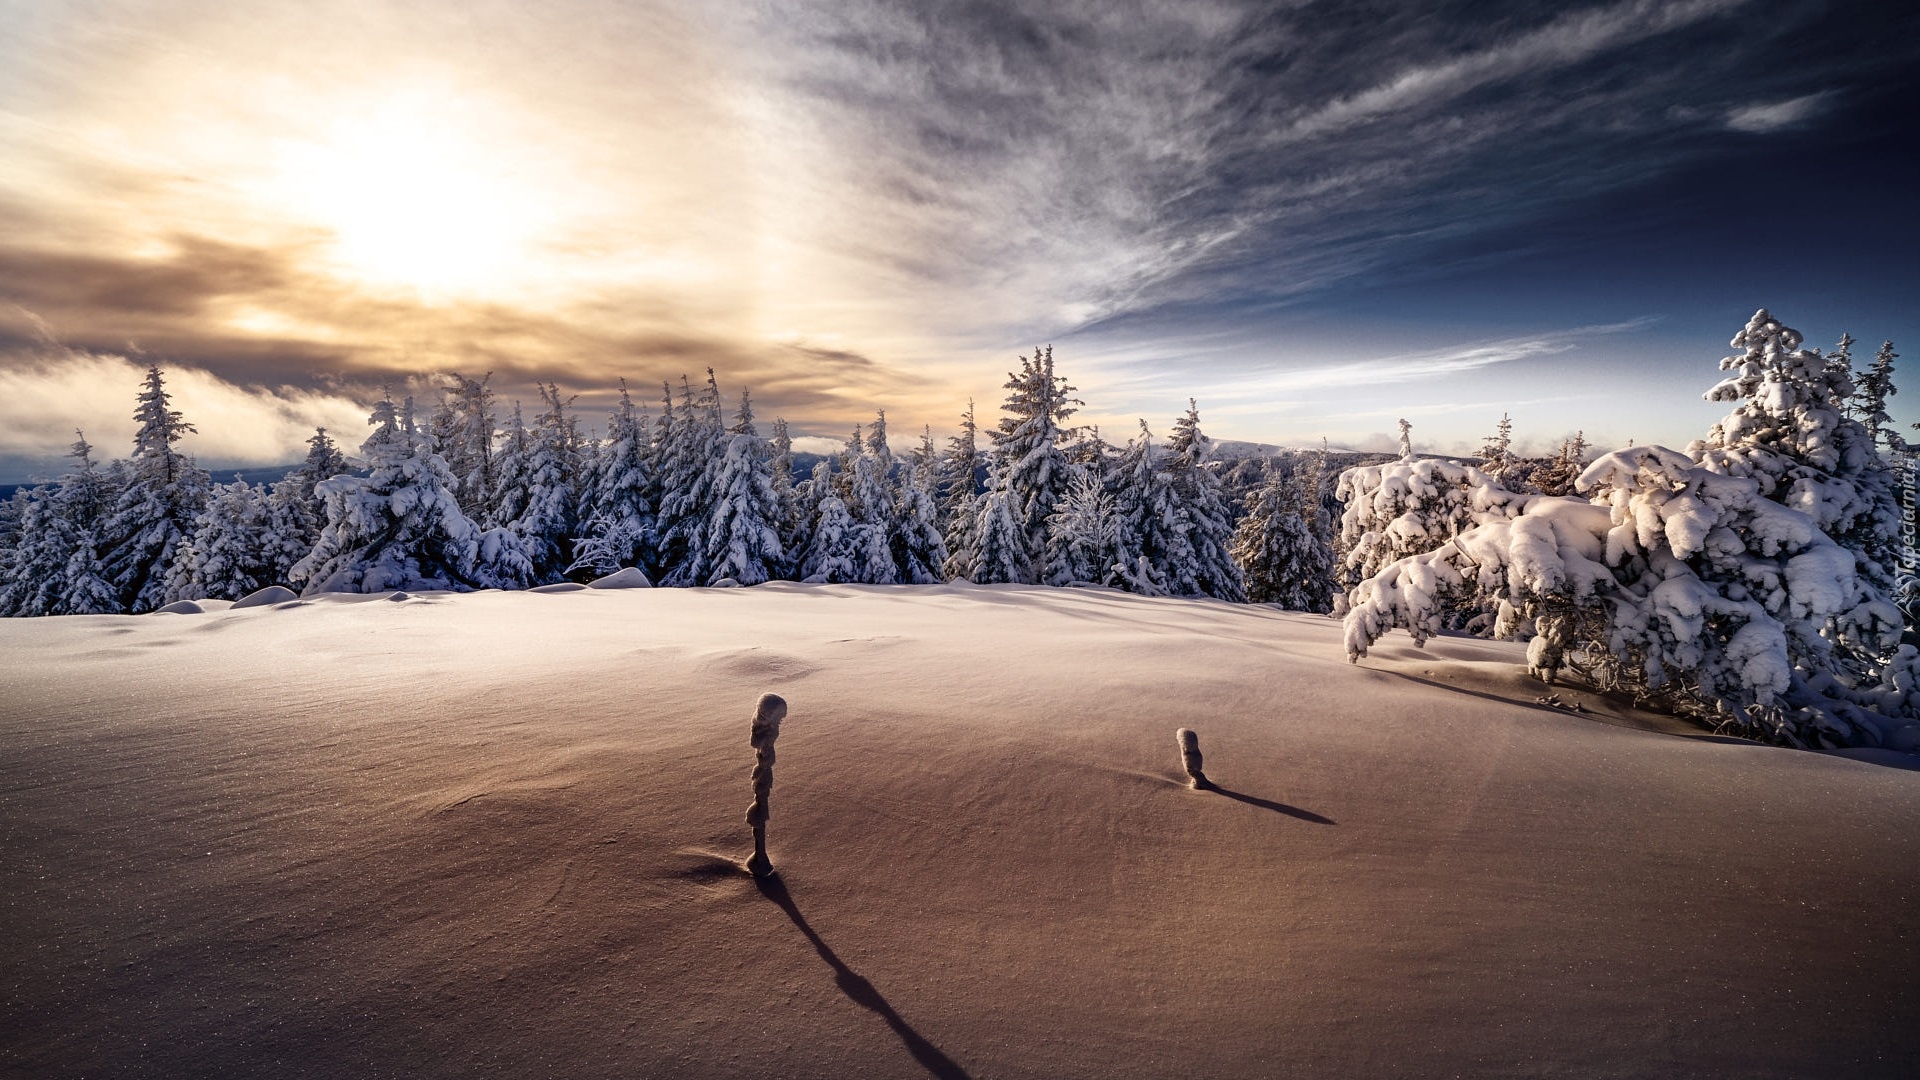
[0,233,295,320]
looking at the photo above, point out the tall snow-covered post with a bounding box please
[1177,728,1210,790]
[746,693,788,878]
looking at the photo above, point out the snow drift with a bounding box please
[2,583,1917,1078]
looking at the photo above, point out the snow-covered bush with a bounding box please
[1335,457,1527,622]
[1343,310,1910,749]
[1345,446,1903,746]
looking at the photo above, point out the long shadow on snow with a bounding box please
[755,873,972,1080]
[1367,666,1758,746]
[1205,784,1336,824]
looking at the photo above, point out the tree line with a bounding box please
[5,314,1912,748]
[0,348,1343,614]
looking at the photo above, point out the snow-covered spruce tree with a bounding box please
[987,346,1081,580]
[730,388,756,437]
[940,400,983,581]
[1068,424,1115,486]
[102,365,211,613]
[53,432,120,614]
[1349,445,1903,748]
[1109,419,1191,596]
[262,478,321,585]
[969,460,1033,584]
[1165,401,1245,601]
[767,419,808,569]
[844,419,901,584]
[1692,309,1902,598]
[1853,340,1901,453]
[0,486,66,616]
[164,479,280,601]
[487,402,533,530]
[0,433,121,616]
[1692,311,1909,704]
[654,373,728,584]
[291,391,530,594]
[1046,472,1122,586]
[866,409,891,473]
[700,433,785,586]
[0,486,21,562]
[1532,432,1590,497]
[429,373,497,517]
[1476,412,1537,492]
[274,426,348,552]
[799,494,862,584]
[570,380,655,578]
[890,436,949,585]
[1232,453,1334,612]
[511,383,585,583]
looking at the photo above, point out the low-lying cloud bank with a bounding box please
[0,337,368,482]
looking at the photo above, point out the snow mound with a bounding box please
[529,582,588,594]
[3,585,1916,1078]
[231,585,299,609]
[149,600,204,615]
[588,567,652,589]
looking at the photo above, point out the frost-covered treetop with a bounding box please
[1698,307,1859,473]
[131,365,196,459]
[1336,457,1528,584]
[1579,445,1817,564]
[1691,308,1897,585]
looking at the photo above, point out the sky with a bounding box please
[1,0,1916,481]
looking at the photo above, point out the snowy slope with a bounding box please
[2,584,1917,1078]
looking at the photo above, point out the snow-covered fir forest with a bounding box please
[2,311,1915,751]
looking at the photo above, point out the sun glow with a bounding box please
[269,91,554,299]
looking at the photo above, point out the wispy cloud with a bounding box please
[1725,91,1837,133]
[0,0,1911,470]
[1276,0,1747,142]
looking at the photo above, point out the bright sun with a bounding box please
[271,91,548,299]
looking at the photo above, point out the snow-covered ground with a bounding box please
[3,584,1917,1078]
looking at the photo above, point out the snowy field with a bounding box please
[3,583,1917,1078]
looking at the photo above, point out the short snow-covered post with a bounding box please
[1177,728,1210,790]
[746,693,787,878]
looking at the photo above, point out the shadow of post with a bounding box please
[755,874,972,1080]
[1207,785,1336,824]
